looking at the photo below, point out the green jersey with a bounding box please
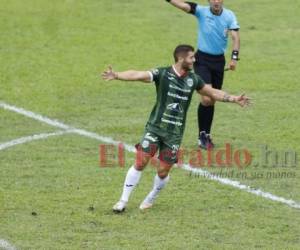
[146,66,205,137]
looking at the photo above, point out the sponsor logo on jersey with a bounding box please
[163,113,184,120]
[167,103,183,113]
[167,92,188,101]
[187,78,194,87]
[169,84,191,93]
[161,118,183,126]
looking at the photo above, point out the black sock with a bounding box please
[205,105,214,134]
[198,104,215,136]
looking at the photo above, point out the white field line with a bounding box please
[182,164,300,209]
[0,239,16,250]
[0,102,135,153]
[0,131,71,151]
[0,101,299,209]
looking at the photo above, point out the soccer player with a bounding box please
[166,0,240,149]
[101,45,249,213]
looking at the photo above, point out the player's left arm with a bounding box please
[198,84,250,107]
[228,29,240,71]
[101,66,152,83]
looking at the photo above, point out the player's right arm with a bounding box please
[166,0,194,13]
[198,84,250,107]
[101,66,152,83]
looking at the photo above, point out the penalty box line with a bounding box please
[0,101,299,209]
[0,130,73,151]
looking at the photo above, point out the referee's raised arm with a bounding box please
[165,0,196,14]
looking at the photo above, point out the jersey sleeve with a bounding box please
[194,5,204,18]
[228,11,240,30]
[194,74,205,91]
[148,68,162,84]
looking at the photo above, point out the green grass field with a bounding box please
[1,0,300,249]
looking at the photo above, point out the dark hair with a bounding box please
[173,44,194,62]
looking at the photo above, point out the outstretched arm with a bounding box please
[101,66,152,82]
[165,0,193,13]
[199,84,250,107]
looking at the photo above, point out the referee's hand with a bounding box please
[228,59,237,71]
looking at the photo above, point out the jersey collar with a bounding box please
[172,65,188,78]
[210,7,223,16]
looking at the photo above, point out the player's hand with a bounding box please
[101,66,118,81]
[234,94,251,107]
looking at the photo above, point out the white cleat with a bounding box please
[139,202,153,211]
[112,200,127,213]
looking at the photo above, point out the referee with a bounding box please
[166,0,240,149]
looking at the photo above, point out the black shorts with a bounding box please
[194,50,226,90]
